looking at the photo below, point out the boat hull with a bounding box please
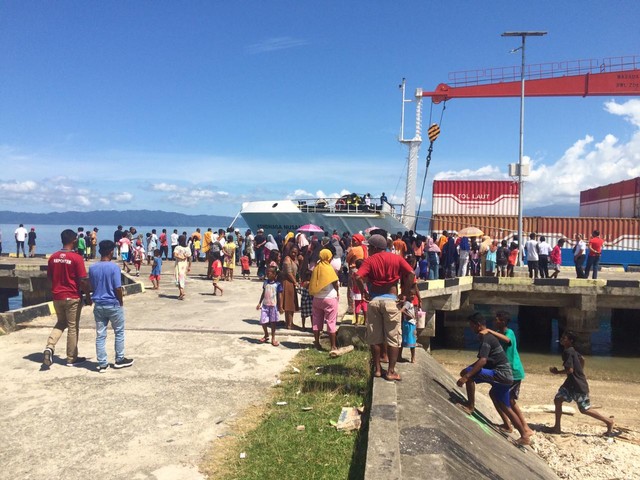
[241,200,407,236]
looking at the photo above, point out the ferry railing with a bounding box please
[294,197,403,219]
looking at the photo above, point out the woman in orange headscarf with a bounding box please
[346,233,368,268]
[309,249,340,352]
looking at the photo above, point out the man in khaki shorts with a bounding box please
[354,234,415,381]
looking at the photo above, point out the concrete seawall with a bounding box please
[366,348,559,479]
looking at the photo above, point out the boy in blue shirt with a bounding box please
[89,240,134,372]
[150,249,162,290]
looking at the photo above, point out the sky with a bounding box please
[1,1,640,218]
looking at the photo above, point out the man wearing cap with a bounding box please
[353,234,415,381]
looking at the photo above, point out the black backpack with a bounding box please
[496,247,507,263]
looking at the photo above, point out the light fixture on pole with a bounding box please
[502,30,547,266]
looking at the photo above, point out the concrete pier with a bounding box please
[0,259,316,480]
[418,276,640,354]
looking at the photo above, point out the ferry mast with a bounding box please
[399,79,423,230]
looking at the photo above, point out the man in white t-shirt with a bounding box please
[537,236,552,278]
[524,233,539,279]
[14,224,28,258]
[170,229,179,260]
[573,234,587,278]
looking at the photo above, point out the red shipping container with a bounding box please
[432,180,519,216]
[579,178,640,218]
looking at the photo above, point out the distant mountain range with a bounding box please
[0,210,246,228]
[523,204,580,217]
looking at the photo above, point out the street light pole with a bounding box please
[502,30,547,266]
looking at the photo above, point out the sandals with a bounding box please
[259,336,269,343]
[271,340,280,347]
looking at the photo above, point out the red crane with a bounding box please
[422,55,640,103]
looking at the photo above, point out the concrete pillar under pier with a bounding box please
[611,309,640,355]
[0,288,19,313]
[436,307,476,349]
[558,305,599,355]
[21,277,52,307]
[517,306,556,352]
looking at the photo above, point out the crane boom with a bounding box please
[423,55,640,103]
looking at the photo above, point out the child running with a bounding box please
[149,249,162,289]
[240,254,251,279]
[132,242,145,277]
[211,253,224,296]
[549,331,615,436]
[256,267,283,346]
[119,234,132,273]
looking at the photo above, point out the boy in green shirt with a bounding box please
[77,233,87,259]
[480,310,534,437]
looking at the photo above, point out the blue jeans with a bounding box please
[427,252,439,280]
[584,255,600,279]
[94,304,126,366]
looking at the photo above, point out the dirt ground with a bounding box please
[435,354,640,480]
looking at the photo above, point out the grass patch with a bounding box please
[204,347,372,480]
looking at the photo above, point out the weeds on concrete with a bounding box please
[202,347,371,480]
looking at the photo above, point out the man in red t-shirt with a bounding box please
[354,234,415,381]
[42,229,92,368]
[584,229,604,279]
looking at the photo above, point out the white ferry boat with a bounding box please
[239,80,425,237]
[240,195,407,236]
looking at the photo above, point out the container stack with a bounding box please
[430,180,640,256]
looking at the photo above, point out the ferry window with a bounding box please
[272,203,278,208]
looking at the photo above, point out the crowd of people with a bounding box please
[35,224,617,442]
[418,228,606,280]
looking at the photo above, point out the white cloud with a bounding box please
[604,99,640,128]
[0,180,38,193]
[151,182,180,192]
[76,195,90,207]
[114,192,134,203]
[0,177,90,208]
[434,165,505,181]
[245,37,308,55]
[166,188,232,207]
